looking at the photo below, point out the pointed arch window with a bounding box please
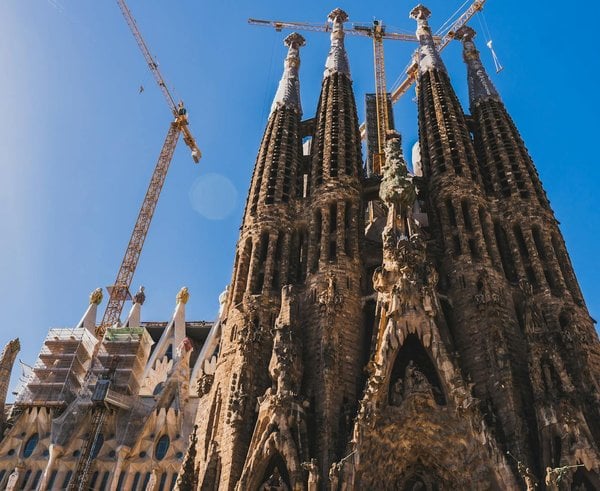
[22,433,39,458]
[155,435,170,461]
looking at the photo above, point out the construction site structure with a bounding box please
[188,4,600,490]
[0,287,221,490]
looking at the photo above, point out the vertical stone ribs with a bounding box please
[302,7,364,479]
[457,26,549,208]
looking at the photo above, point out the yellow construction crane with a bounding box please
[249,17,424,175]
[95,0,202,338]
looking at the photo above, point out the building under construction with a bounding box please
[0,287,219,490]
[1,2,600,490]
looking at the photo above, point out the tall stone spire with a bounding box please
[324,8,351,79]
[302,6,365,479]
[271,33,305,115]
[194,32,307,490]
[411,5,537,468]
[456,25,550,207]
[410,5,446,74]
[455,26,499,104]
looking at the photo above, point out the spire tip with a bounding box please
[284,32,306,49]
[328,8,349,24]
[410,5,431,21]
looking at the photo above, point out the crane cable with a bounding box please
[477,11,503,73]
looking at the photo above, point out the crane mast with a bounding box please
[96,1,202,337]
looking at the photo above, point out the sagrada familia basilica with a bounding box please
[1,4,599,490]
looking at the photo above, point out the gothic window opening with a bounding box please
[271,232,283,291]
[551,435,562,468]
[155,435,170,461]
[513,224,538,288]
[22,433,38,458]
[258,453,291,491]
[494,222,517,282]
[311,210,322,272]
[445,199,457,227]
[99,471,110,491]
[20,469,31,489]
[479,208,496,265]
[389,334,446,406]
[329,203,337,262]
[143,472,152,489]
[541,357,562,398]
[558,310,571,330]
[234,239,253,304]
[62,471,73,489]
[551,233,580,302]
[158,473,167,491]
[131,472,141,491]
[344,201,353,257]
[253,232,270,294]
[91,433,104,459]
[461,200,473,231]
[532,225,559,294]
[116,471,126,491]
[90,471,99,490]
[30,470,42,489]
[47,470,57,489]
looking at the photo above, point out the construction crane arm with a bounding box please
[249,17,422,42]
[116,0,201,163]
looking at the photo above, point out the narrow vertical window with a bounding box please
[494,222,517,282]
[253,232,270,293]
[329,203,337,261]
[344,201,353,257]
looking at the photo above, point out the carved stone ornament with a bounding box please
[197,372,214,397]
[318,274,343,314]
[89,287,103,305]
[177,286,190,305]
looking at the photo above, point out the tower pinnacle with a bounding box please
[455,26,500,103]
[324,8,351,79]
[271,32,305,115]
[410,4,446,74]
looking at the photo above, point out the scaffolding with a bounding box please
[14,328,97,407]
[91,327,153,397]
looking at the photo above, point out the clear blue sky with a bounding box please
[1,0,599,398]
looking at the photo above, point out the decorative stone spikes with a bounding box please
[76,287,103,332]
[455,26,500,104]
[324,8,351,79]
[380,131,415,212]
[124,286,145,328]
[271,33,305,115]
[174,287,188,353]
[410,4,446,75]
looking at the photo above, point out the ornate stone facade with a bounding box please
[0,289,213,490]
[1,4,599,491]
[191,5,600,491]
